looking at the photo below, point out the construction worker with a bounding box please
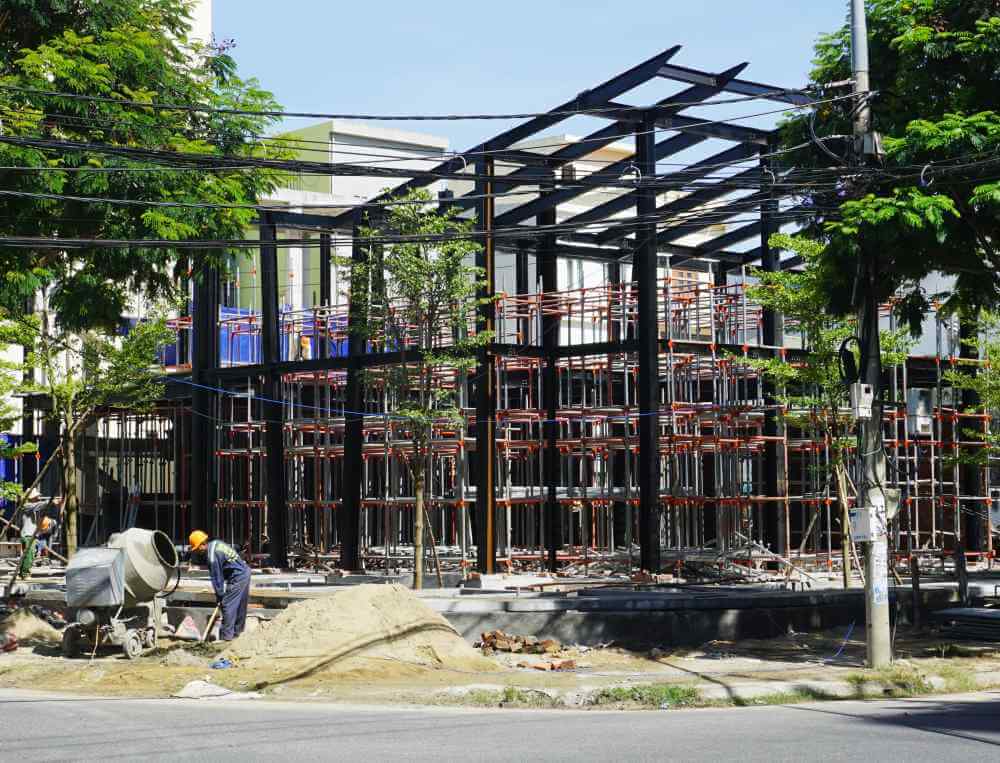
[35,516,57,559]
[17,511,37,579]
[188,530,251,641]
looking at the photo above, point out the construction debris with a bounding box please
[478,630,562,655]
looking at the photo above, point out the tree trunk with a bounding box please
[413,472,425,590]
[835,461,852,589]
[63,432,79,558]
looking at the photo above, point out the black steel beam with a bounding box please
[635,113,661,573]
[656,63,812,106]
[604,104,773,144]
[190,261,219,536]
[670,220,763,265]
[263,210,348,231]
[445,63,748,213]
[494,132,705,228]
[328,46,683,228]
[259,214,289,568]
[474,158,497,574]
[591,147,760,243]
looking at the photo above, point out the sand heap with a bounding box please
[226,584,497,680]
[0,610,61,643]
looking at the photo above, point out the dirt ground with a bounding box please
[2,614,999,707]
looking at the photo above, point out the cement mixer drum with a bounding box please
[107,528,179,604]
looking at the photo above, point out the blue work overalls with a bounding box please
[206,540,251,640]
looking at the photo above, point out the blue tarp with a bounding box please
[157,303,352,368]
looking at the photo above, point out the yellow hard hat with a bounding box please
[189,530,209,550]
[39,517,52,532]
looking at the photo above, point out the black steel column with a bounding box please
[319,233,331,306]
[191,261,219,535]
[760,144,785,553]
[259,214,288,567]
[636,113,661,572]
[475,158,497,573]
[319,233,331,359]
[539,171,561,571]
[515,242,530,344]
[340,215,365,571]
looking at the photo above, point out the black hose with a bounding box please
[162,564,182,598]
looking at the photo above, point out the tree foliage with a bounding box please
[747,234,910,430]
[782,0,1000,328]
[0,0,287,331]
[355,188,489,586]
[0,308,173,554]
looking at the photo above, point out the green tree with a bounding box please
[0,0,287,331]
[0,309,173,556]
[355,189,489,589]
[783,0,1000,326]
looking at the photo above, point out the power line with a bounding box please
[0,82,817,122]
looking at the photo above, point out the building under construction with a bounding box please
[32,49,996,577]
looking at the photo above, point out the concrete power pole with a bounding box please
[851,0,892,669]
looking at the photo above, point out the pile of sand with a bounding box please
[227,584,496,680]
[0,610,61,643]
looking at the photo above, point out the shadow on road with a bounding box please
[784,691,1000,747]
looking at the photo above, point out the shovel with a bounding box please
[201,604,221,643]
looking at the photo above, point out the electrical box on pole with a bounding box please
[849,382,874,420]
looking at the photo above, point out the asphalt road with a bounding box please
[2,689,999,761]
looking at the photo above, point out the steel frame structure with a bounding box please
[84,48,995,575]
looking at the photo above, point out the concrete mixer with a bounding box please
[61,528,179,659]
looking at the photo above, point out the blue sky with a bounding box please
[215,1,847,151]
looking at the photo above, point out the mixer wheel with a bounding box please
[122,629,144,660]
[61,627,80,658]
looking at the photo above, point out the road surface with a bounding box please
[2,689,998,761]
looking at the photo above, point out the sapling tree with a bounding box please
[0,307,173,556]
[354,188,490,589]
[746,234,910,585]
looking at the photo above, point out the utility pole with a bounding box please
[851,0,892,668]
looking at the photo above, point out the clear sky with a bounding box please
[214,1,848,151]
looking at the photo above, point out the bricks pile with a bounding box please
[477,630,561,655]
[477,630,576,671]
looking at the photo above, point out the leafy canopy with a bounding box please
[747,234,910,436]
[782,0,1000,328]
[0,0,288,331]
[355,188,489,453]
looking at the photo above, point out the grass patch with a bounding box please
[730,688,837,707]
[459,686,561,708]
[589,684,701,708]
[934,664,977,693]
[846,664,933,698]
